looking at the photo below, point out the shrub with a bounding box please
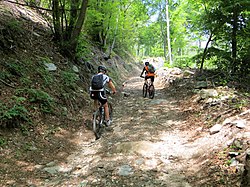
[0,97,30,127]
[15,89,55,113]
[61,71,79,91]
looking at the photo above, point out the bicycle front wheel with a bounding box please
[143,83,147,98]
[148,84,155,99]
[93,109,102,139]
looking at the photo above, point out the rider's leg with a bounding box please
[98,91,110,125]
[93,99,98,111]
[103,102,110,122]
[150,76,155,85]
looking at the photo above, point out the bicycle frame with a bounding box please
[141,76,155,99]
[92,90,113,140]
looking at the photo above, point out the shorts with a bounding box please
[90,91,107,105]
[145,76,154,83]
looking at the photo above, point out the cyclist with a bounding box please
[90,65,116,126]
[140,61,156,85]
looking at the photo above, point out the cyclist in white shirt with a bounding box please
[90,65,116,126]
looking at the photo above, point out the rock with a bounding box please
[44,63,57,71]
[196,127,203,131]
[170,67,182,75]
[222,117,235,125]
[72,65,79,73]
[228,152,240,157]
[232,120,246,129]
[118,165,133,176]
[183,70,195,77]
[200,89,219,99]
[122,92,130,97]
[210,124,222,135]
[239,109,250,116]
[195,81,207,89]
[43,166,60,174]
[230,157,239,166]
[232,139,243,150]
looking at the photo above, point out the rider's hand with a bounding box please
[112,90,117,95]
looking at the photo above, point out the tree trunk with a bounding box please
[66,0,78,40]
[200,33,212,72]
[107,13,119,58]
[69,0,88,56]
[165,0,172,65]
[52,0,61,41]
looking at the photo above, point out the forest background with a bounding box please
[3,0,248,73]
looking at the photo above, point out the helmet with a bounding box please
[145,62,149,66]
[98,65,107,73]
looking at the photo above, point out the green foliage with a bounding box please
[20,76,33,86]
[173,56,194,68]
[0,97,30,127]
[0,138,7,146]
[163,63,172,68]
[15,89,55,113]
[36,68,54,86]
[0,70,12,82]
[3,60,25,77]
[61,71,79,91]
[76,34,92,61]
[6,19,23,33]
[230,99,248,110]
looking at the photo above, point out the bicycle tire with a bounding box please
[93,109,102,139]
[148,84,155,99]
[143,83,147,98]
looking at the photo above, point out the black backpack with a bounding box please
[91,74,104,90]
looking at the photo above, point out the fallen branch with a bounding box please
[0,79,15,88]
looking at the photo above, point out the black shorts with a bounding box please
[145,76,154,83]
[90,91,107,105]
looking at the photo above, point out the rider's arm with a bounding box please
[108,80,116,94]
[140,67,145,77]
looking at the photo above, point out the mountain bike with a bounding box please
[92,90,113,140]
[140,76,155,99]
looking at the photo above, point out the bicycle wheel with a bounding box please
[143,83,147,98]
[93,108,102,139]
[148,84,155,99]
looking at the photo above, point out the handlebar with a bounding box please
[105,88,116,95]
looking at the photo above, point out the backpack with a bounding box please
[148,64,156,73]
[91,74,104,90]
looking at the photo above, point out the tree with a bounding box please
[197,0,250,73]
[52,0,89,59]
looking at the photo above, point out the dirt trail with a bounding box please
[16,76,245,187]
[38,76,216,187]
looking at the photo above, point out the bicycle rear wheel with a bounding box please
[93,108,102,139]
[148,84,155,99]
[143,83,147,98]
